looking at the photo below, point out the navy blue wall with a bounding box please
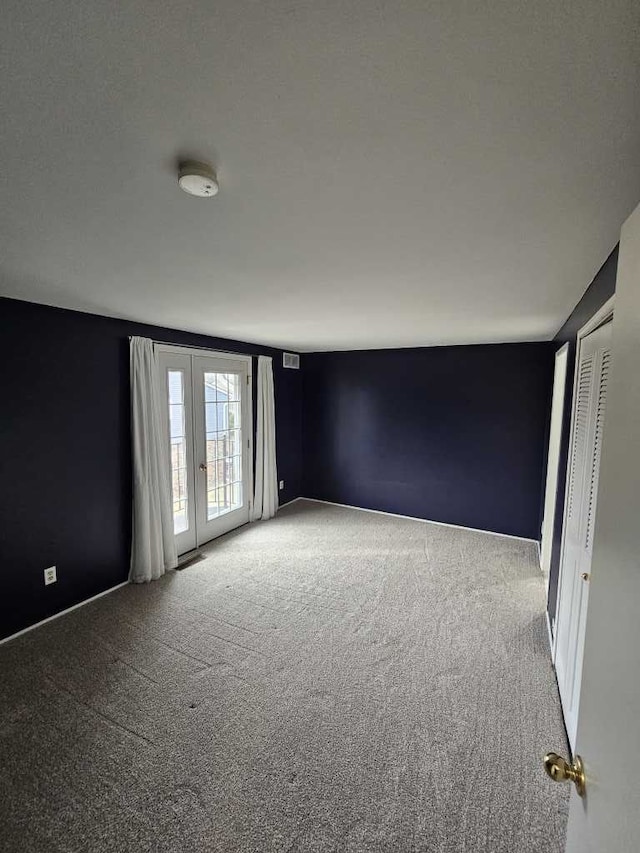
[302,343,555,539]
[0,297,302,640]
[3,257,617,642]
[546,247,617,624]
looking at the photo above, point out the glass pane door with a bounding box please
[157,348,252,554]
[193,355,251,544]
[158,351,196,555]
[203,370,244,519]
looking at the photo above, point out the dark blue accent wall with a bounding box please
[302,343,555,539]
[3,259,616,643]
[546,247,617,624]
[0,297,302,640]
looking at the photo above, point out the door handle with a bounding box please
[581,572,590,582]
[543,752,586,797]
[199,463,207,472]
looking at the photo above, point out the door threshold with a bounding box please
[176,549,204,570]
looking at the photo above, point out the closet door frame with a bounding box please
[540,342,569,587]
[155,344,254,553]
[552,294,615,653]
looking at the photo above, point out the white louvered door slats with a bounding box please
[583,349,611,551]
[566,355,593,535]
[554,319,613,751]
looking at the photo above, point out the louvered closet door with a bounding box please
[554,319,613,750]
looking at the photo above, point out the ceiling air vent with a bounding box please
[283,352,300,369]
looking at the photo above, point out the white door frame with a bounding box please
[154,343,254,550]
[156,349,198,555]
[192,353,252,543]
[552,294,615,655]
[540,342,569,588]
[562,200,640,853]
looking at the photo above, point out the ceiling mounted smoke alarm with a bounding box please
[178,160,219,197]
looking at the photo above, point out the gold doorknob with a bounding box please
[543,752,586,798]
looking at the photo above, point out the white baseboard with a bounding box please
[297,497,537,543]
[0,581,130,647]
[1,496,534,646]
[278,496,303,510]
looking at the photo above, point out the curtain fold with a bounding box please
[129,337,177,582]
[252,355,279,521]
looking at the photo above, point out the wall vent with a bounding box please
[283,352,300,369]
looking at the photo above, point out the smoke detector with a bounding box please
[178,160,219,197]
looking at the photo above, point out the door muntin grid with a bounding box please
[167,369,189,534]
[203,371,243,519]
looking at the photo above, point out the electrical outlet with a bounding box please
[279,480,284,490]
[44,566,57,586]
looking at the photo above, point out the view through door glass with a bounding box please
[168,369,189,534]
[158,348,252,555]
[204,371,244,519]
[193,354,250,545]
[159,350,196,555]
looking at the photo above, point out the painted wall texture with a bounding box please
[2,248,617,643]
[0,298,302,640]
[302,343,555,540]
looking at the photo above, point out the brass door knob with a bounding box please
[543,752,586,797]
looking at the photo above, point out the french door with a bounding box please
[554,318,612,750]
[156,347,252,554]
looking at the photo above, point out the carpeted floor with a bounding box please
[0,500,569,852]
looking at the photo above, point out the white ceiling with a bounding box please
[1,0,639,352]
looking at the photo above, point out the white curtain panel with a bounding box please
[129,337,178,582]
[253,355,279,521]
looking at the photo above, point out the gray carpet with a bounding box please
[0,500,569,852]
